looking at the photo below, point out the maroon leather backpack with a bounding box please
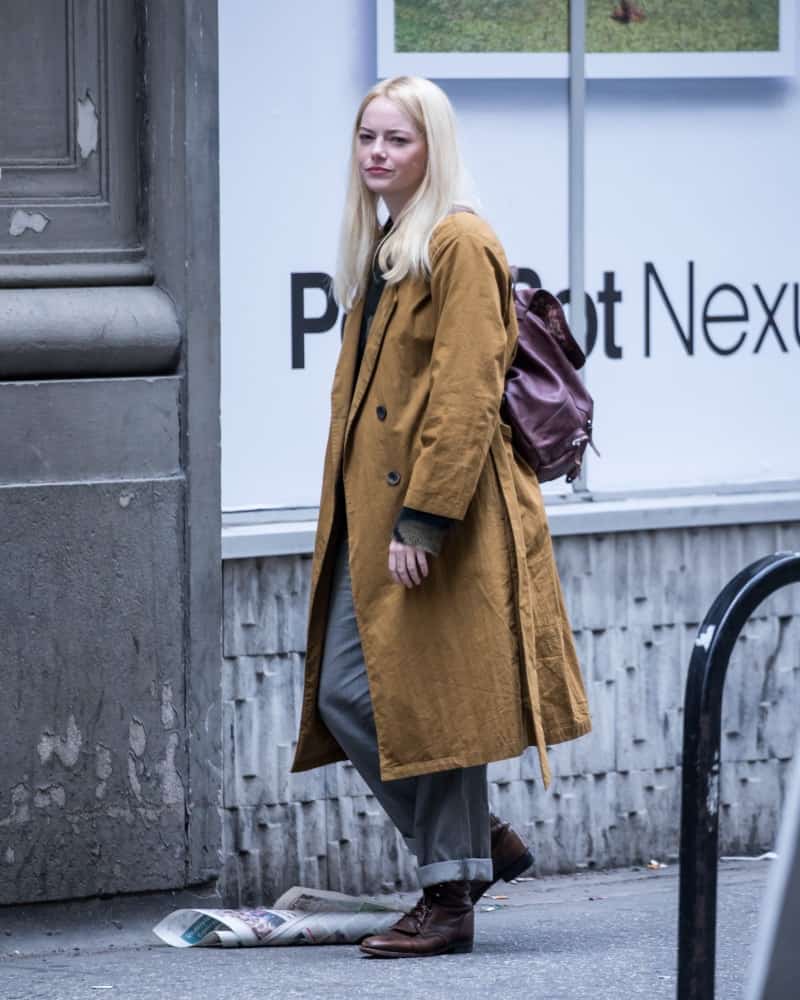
[501,282,597,483]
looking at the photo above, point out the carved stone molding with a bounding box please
[0,286,181,377]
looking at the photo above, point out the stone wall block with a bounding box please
[233,803,256,855]
[746,527,800,616]
[223,558,258,644]
[582,626,615,685]
[721,619,777,764]
[518,745,544,782]
[223,651,325,807]
[550,774,595,870]
[326,795,416,895]
[627,532,664,628]
[554,526,800,634]
[221,522,800,903]
[719,758,785,856]
[761,583,800,621]
[223,654,263,703]
[487,755,522,786]
[616,625,683,773]
[763,616,800,761]
[235,697,260,781]
[254,803,307,900]
[324,760,373,801]
[642,767,682,859]
[224,556,311,657]
[587,771,626,866]
[489,776,542,851]
[607,769,659,865]
[558,685,615,779]
[225,798,332,906]
[773,525,800,618]
[230,847,264,909]
[291,799,328,889]
[285,764,329,808]
[546,629,615,778]
[222,809,260,906]
[222,701,238,809]
[554,535,616,632]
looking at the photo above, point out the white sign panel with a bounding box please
[220,1,799,511]
[377,0,796,79]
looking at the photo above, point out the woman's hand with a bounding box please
[388,539,430,588]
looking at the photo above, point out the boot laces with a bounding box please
[408,894,432,929]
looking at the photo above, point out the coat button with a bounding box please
[376,405,387,421]
[386,471,401,486]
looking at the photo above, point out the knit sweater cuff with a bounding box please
[392,507,452,556]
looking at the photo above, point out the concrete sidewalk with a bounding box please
[0,859,771,1000]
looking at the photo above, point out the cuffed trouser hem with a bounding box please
[417,858,493,888]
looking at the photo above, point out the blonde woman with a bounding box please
[292,76,591,959]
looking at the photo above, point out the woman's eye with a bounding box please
[391,138,408,145]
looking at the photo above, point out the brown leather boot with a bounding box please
[470,812,534,904]
[359,880,474,958]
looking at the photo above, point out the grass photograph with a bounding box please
[394,0,781,54]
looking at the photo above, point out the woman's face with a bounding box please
[357,96,428,213]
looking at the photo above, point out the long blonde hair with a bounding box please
[333,76,475,309]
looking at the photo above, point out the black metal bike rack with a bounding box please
[678,551,800,1000]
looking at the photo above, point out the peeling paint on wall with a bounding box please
[77,90,99,159]
[128,719,147,802]
[9,209,50,237]
[34,785,66,809]
[95,745,113,800]
[106,805,135,823]
[0,785,30,827]
[161,682,178,728]
[127,753,143,801]
[129,718,146,758]
[156,732,185,807]
[38,715,83,768]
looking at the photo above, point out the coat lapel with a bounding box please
[344,283,398,445]
[330,298,365,423]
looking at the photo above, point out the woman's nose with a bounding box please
[372,138,386,159]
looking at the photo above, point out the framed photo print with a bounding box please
[377,0,797,79]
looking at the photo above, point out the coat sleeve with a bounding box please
[393,506,451,555]
[402,222,511,520]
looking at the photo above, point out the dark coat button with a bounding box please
[376,405,387,421]
[386,471,401,486]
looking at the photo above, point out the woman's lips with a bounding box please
[366,167,391,174]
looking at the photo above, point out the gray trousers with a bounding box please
[317,537,492,888]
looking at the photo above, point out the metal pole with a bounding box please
[678,552,800,1000]
[568,0,588,493]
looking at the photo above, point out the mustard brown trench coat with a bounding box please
[291,213,591,788]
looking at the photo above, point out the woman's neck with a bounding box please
[382,193,412,220]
